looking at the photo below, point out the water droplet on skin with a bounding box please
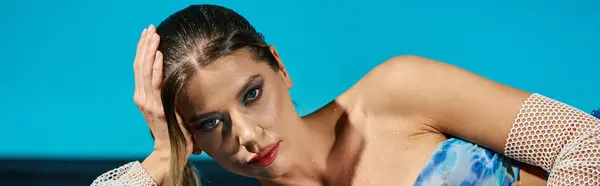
[380,155,385,161]
[311,159,315,163]
[371,180,375,184]
[403,146,408,150]
[312,174,315,178]
[409,136,415,140]
[361,179,365,183]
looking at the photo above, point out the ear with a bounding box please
[192,146,202,155]
[269,45,292,89]
[185,127,203,155]
[177,113,203,155]
[185,128,202,155]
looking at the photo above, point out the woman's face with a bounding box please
[177,48,299,179]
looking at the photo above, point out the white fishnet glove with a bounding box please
[91,161,157,186]
[504,93,600,186]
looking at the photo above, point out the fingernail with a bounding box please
[142,28,147,36]
[155,51,160,59]
[149,24,155,31]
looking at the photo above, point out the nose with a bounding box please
[230,111,260,153]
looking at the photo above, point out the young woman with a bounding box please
[92,4,600,186]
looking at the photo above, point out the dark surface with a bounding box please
[0,158,261,186]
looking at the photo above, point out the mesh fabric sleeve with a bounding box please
[504,93,600,186]
[90,161,157,186]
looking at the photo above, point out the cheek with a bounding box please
[192,132,224,155]
[258,87,287,128]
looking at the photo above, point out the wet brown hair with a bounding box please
[156,4,279,186]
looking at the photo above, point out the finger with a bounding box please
[151,51,164,104]
[141,25,156,69]
[138,26,153,67]
[136,26,153,98]
[140,25,155,74]
[143,27,160,100]
[135,28,148,62]
[134,28,147,98]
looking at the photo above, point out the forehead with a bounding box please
[181,51,271,108]
[190,51,270,88]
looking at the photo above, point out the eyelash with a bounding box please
[242,85,263,106]
[199,117,221,132]
[198,84,263,132]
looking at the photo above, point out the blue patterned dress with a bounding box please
[414,108,600,186]
[414,138,519,186]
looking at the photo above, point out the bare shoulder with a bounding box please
[300,56,419,130]
[308,56,426,121]
[337,55,438,116]
[350,55,531,152]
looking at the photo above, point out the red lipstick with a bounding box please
[248,141,280,167]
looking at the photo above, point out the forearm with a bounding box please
[504,94,600,185]
[91,151,170,186]
[141,150,171,185]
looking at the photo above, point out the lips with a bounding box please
[248,141,280,167]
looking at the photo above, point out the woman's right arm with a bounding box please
[91,24,188,186]
[89,151,170,186]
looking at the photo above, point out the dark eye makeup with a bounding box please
[242,84,263,106]
[190,76,265,132]
[198,115,223,132]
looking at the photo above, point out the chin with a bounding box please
[250,155,290,179]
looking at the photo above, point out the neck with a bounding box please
[260,110,342,186]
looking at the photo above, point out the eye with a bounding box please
[243,86,262,103]
[200,118,221,131]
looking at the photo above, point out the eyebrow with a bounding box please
[186,74,261,125]
[187,111,219,126]
[235,74,261,100]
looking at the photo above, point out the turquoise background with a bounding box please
[1,0,598,161]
